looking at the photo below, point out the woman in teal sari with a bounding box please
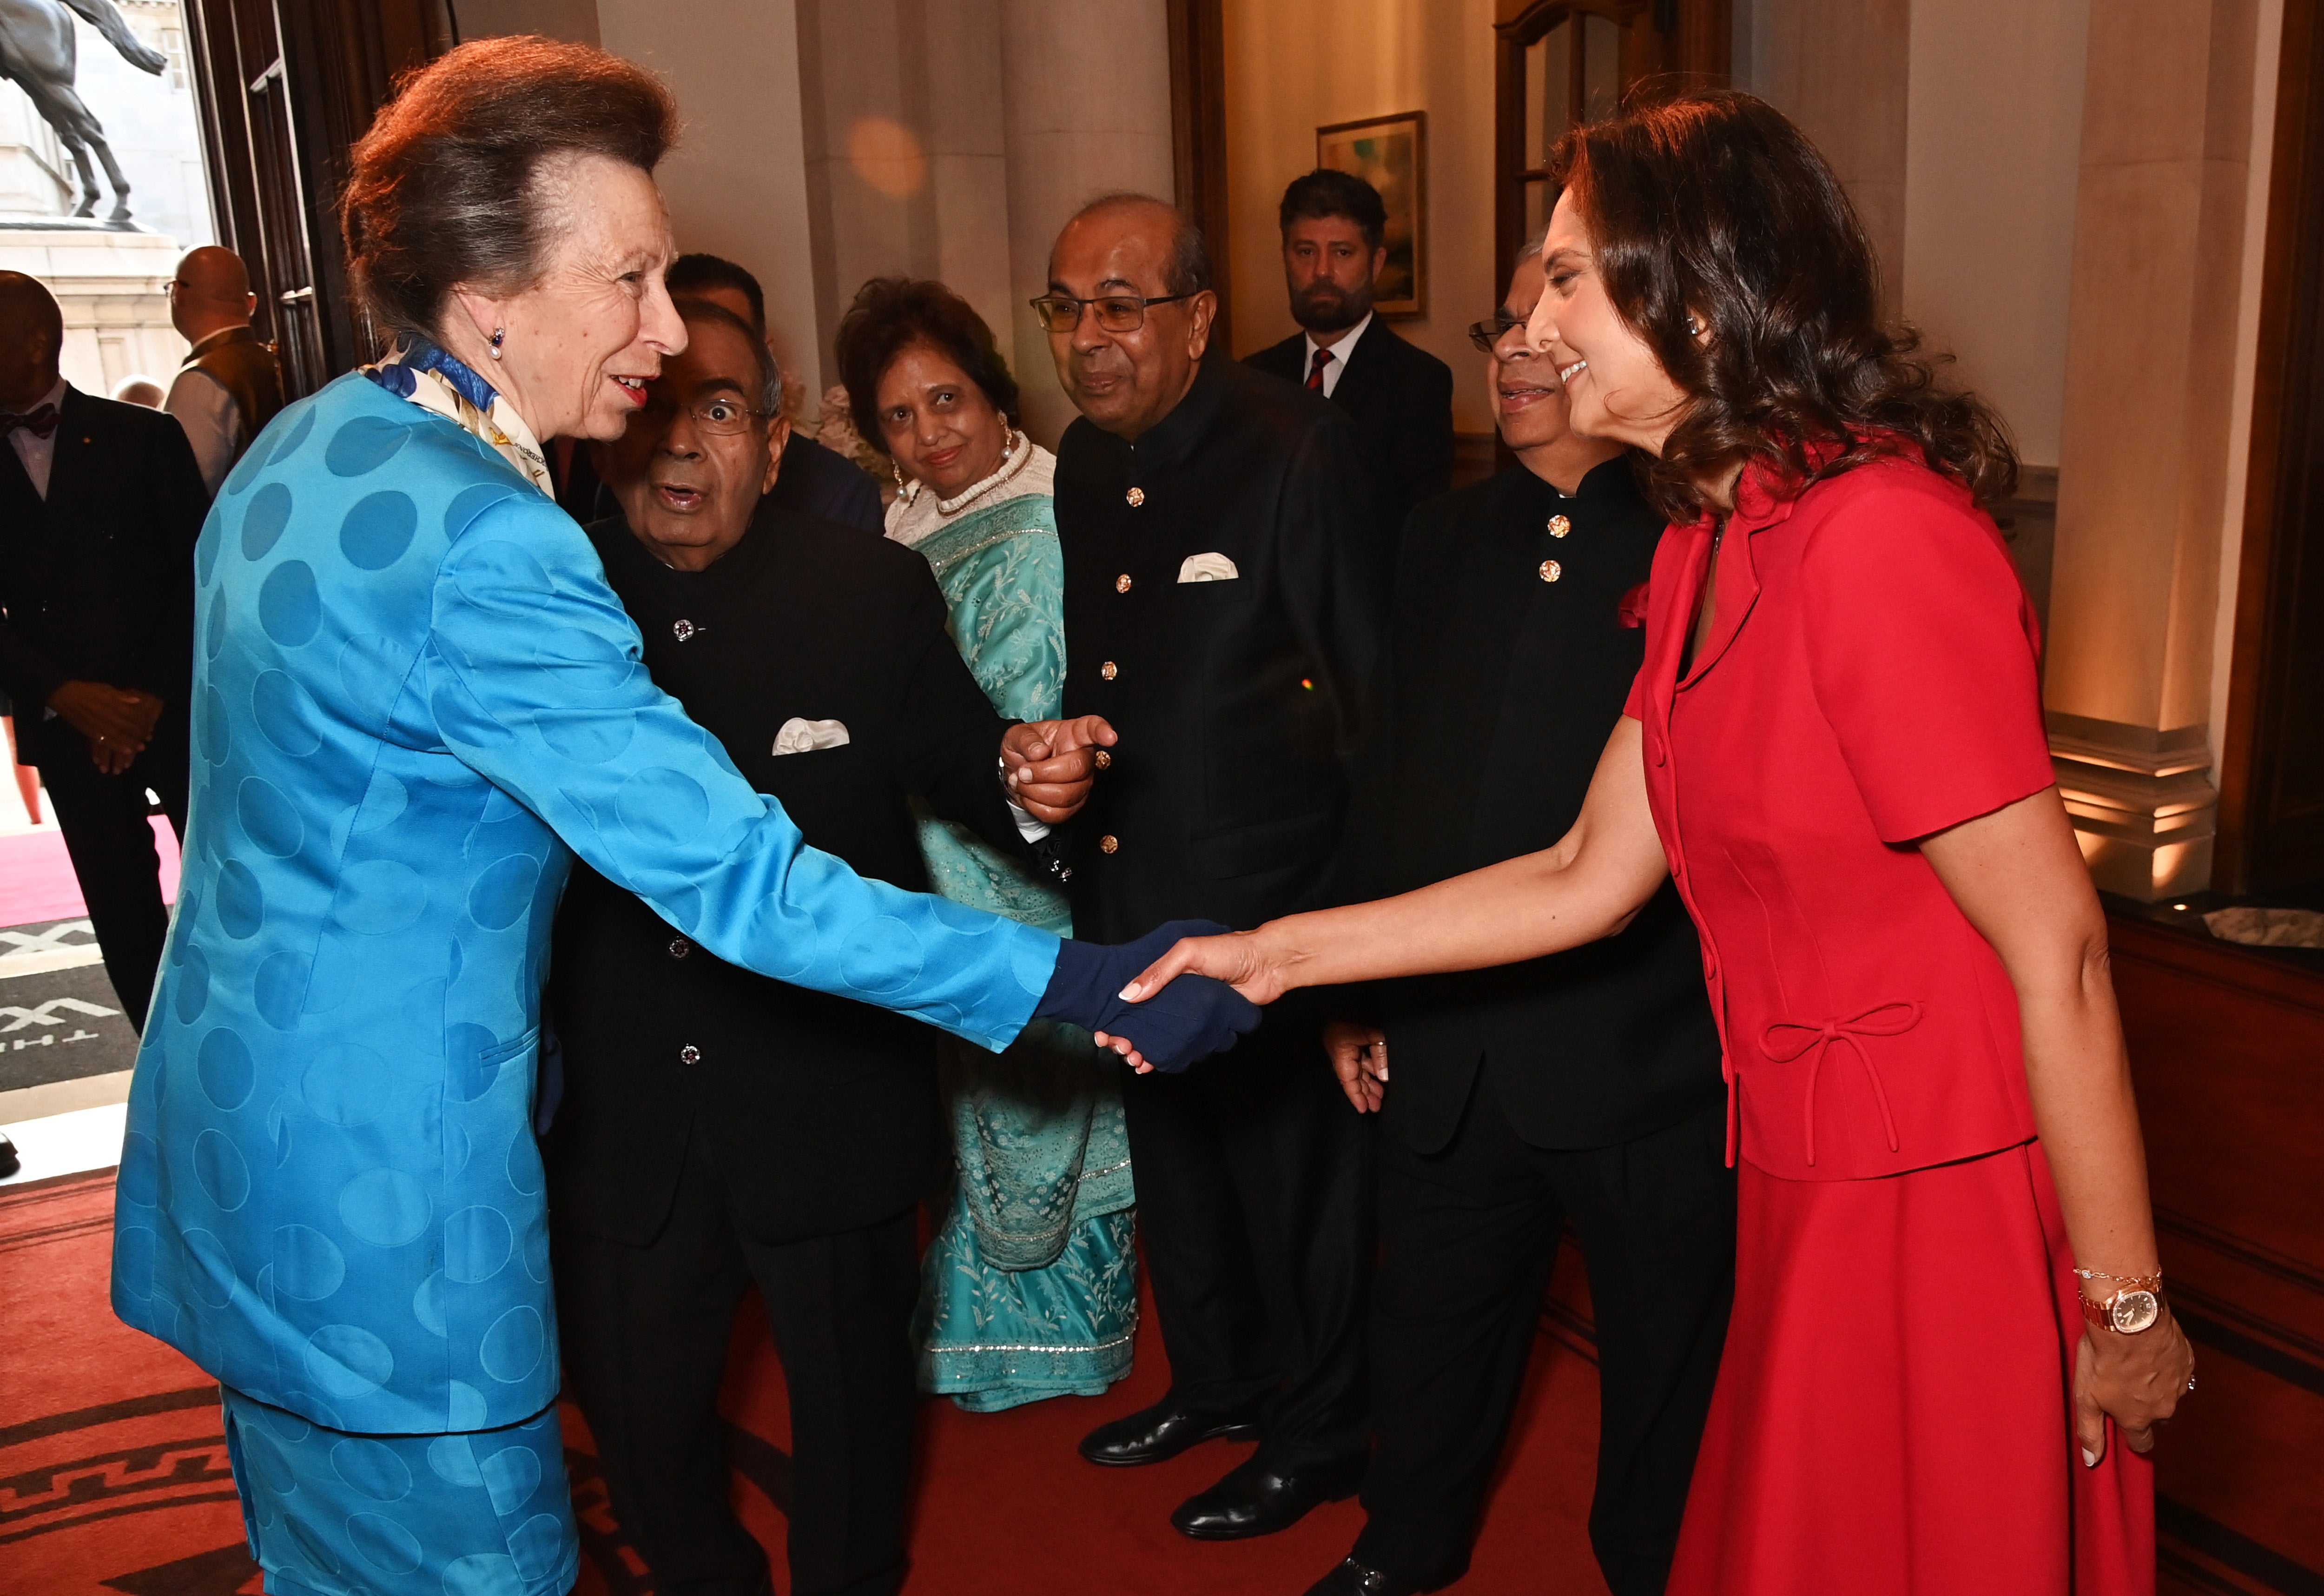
[837,278,1136,1410]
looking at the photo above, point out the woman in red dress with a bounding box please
[1110,93,2193,1593]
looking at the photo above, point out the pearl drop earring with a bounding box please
[489,328,506,361]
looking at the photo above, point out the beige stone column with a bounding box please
[789,0,1173,445]
[2045,0,2258,899]
[794,0,1017,378]
[998,0,1177,445]
[595,0,826,398]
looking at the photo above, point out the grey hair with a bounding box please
[1516,238,1544,266]
[1064,192,1212,296]
[672,297,782,418]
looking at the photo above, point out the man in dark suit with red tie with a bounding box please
[0,272,209,1032]
[1246,169,1454,566]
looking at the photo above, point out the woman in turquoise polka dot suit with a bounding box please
[108,38,1252,1595]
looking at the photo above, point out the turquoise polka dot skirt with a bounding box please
[221,1387,575,1596]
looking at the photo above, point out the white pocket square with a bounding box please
[772,717,850,755]
[1178,553,1240,583]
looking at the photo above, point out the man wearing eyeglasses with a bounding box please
[1038,193,1392,1541]
[1295,246,1734,1596]
[543,297,1114,1596]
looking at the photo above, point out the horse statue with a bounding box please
[0,0,168,223]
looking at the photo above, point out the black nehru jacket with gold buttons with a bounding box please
[1338,456,1724,1152]
[544,508,1031,1248]
[1055,356,1393,942]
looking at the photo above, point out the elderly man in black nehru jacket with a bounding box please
[544,297,1111,1596]
[1040,193,1393,1539]
[0,271,207,1034]
[1298,246,1736,1596]
[1246,168,1453,549]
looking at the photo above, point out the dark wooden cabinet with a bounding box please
[2106,915,2324,1592]
[2223,0,2324,895]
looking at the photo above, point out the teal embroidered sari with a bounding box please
[903,474,1137,1411]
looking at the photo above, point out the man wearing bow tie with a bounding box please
[1042,194,1392,1540]
[0,272,209,1032]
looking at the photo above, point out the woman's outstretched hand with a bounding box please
[1115,926,1287,1008]
[1035,921,1261,1073]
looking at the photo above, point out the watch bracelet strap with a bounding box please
[2079,1282,2165,1328]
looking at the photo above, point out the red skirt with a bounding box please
[1668,1140,2153,1594]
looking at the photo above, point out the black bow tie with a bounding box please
[0,404,58,439]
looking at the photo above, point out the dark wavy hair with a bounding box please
[834,277,1021,453]
[1551,90,2016,519]
[342,36,678,340]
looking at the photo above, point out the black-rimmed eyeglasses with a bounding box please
[1030,292,1196,334]
[1467,312,1525,353]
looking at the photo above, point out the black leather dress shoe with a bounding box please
[1302,1559,1434,1596]
[1078,1394,1262,1467]
[1169,1452,1366,1540]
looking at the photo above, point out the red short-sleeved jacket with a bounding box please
[1623,450,2056,1181]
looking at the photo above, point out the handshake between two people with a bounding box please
[994,721,1345,1084]
[990,717,1266,1076]
[1062,925,1384,1113]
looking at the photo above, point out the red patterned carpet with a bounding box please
[1,1168,1609,1596]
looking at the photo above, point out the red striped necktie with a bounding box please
[1307,346,1332,391]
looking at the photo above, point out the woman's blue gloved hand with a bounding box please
[1034,920,1260,1073]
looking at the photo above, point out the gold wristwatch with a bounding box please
[2077,1270,2164,1335]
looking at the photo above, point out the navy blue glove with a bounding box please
[1035,919,1261,1073]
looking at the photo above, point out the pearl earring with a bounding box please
[488,328,506,361]
[1685,315,1703,338]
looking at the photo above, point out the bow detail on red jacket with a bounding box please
[1759,1000,1921,1166]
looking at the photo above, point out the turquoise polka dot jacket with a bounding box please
[111,372,1061,1435]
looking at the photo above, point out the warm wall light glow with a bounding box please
[848,117,928,199]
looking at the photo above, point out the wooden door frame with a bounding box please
[1168,0,1233,350]
[179,0,271,342]
[177,0,453,393]
[1492,0,1730,275]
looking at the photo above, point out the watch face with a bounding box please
[2111,1290,2161,1334]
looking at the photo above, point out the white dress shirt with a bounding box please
[1301,310,1374,400]
[5,375,68,500]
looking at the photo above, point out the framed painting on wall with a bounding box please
[1316,110,1426,318]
